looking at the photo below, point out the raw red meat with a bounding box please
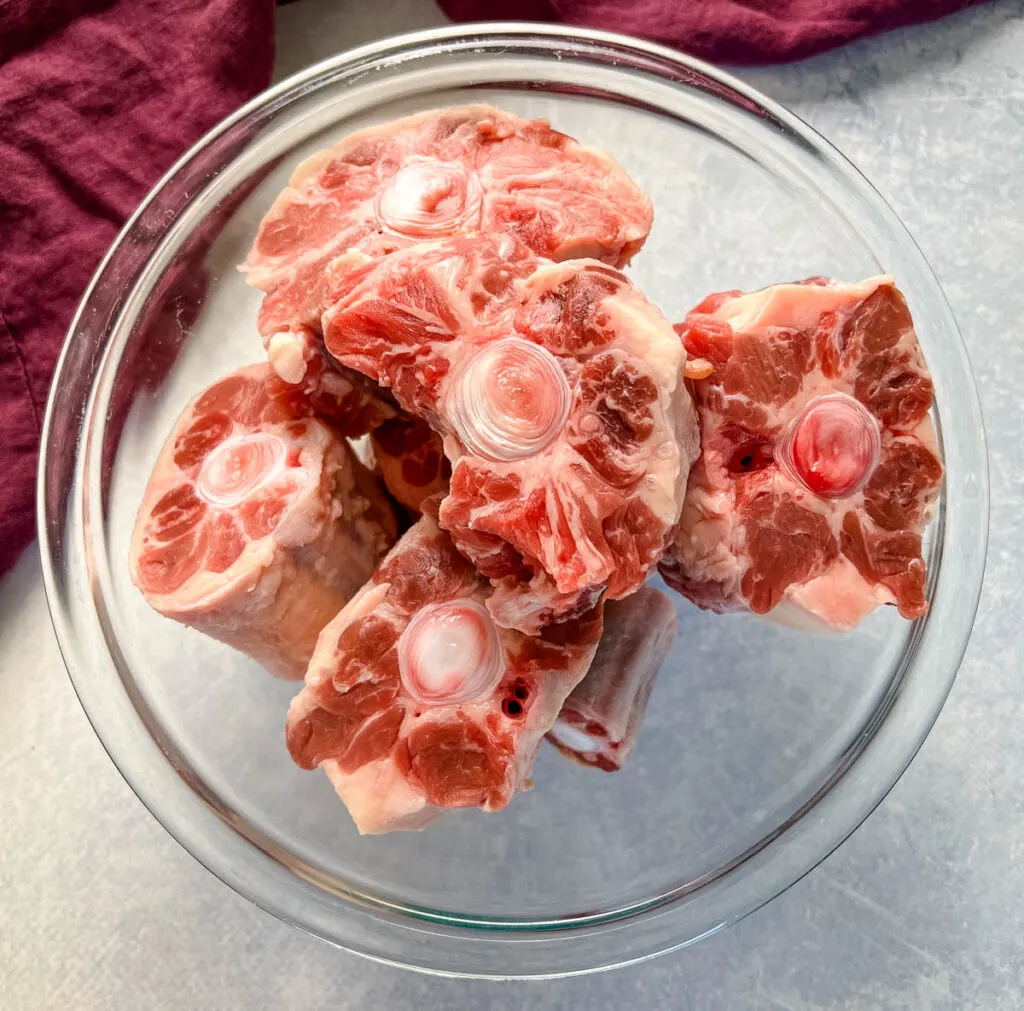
[290,352,397,437]
[547,585,677,772]
[285,507,604,834]
[661,277,943,631]
[321,233,699,634]
[289,350,450,512]
[292,348,450,516]
[254,341,452,517]
[241,105,653,386]
[130,364,398,679]
[369,415,450,513]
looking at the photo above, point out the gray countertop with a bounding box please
[2,1,1022,1007]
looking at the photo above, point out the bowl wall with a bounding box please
[39,25,987,978]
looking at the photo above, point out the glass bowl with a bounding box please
[38,24,988,978]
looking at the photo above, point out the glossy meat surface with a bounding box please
[130,364,398,678]
[243,104,652,385]
[322,233,699,633]
[286,508,604,833]
[661,277,943,631]
[548,585,677,771]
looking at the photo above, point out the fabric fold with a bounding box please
[437,0,990,66]
[0,0,275,576]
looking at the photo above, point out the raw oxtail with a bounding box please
[369,415,450,513]
[322,233,700,634]
[285,506,603,834]
[130,364,398,678]
[241,104,652,386]
[547,585,677,771]
[661,277,943,631]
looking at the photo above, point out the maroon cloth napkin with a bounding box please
[0,0,274,577]
[438,0,989,65]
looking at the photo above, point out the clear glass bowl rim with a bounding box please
[37,22,989,979]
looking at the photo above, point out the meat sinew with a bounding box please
[661,276,943,631]
[322,233,700,634]
[547,585,677,772]
[285,507,604,834]
[130,364,399,678]
[242,105,653,385]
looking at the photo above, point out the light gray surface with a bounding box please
[1,1,1021,1007]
